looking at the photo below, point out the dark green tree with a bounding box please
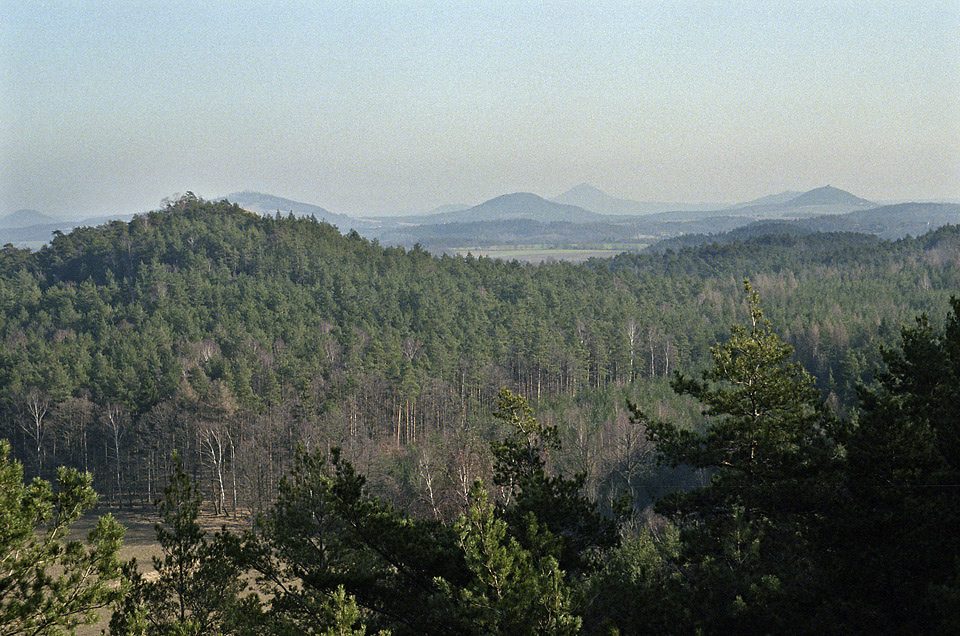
[822,298,960,634]
[241,447,468,636]
[436,481,580,635]
[635,281,840,634]
[580,526,684,636]
[0,439,125,636]
[490,388,617,577]
[313,585,390,636]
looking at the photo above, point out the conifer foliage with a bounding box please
[0,439,124,636]
[824,298,960,634]
[636,281,842,633]
[438,481,580,635]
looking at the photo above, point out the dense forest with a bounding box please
[2,196,957,512]
[1,195,959,633]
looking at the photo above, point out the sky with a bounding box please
[2,1,959,219]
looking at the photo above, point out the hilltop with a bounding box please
[0,209,60,229]
[728,191,803,209]
[403,192,603,225]
[785,185,873,208]
[551,184,720,216]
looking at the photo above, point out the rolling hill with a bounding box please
[551,184,721,216]
[0,210,136,248]
[646,202,960,252]
[687,185,876,220]
[0,209,60,229]
[728,191,802,209]
[785,185,873,208]
[404,192,604,225]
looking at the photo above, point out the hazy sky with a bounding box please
[2,1,959,218]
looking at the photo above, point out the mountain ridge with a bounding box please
[786,185,873,208]
[728,191,802,209]
[0,209,61,229]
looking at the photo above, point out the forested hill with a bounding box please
[647,202,960,251]
[1,195,959,516]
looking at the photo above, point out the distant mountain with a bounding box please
[786,185,873,208]
[552,184,723,215]
[705,186,875,219]
[729,191,802,209]
[0,212,136,249]
[0,223,64,248]
[222,191,360,229]
[426,203,471,216]
[412,192,603,225]
[647,202,960,252]
[552,184,658,215]
[0,209,61,229]
[371,185,884,252]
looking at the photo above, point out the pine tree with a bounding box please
[490,388,617,576]
[241,447,464,636]
[823,298,960,634]
[0,439,125,636]
[635,281,840,634]
[437,481,580,635]
[318,586,389,636]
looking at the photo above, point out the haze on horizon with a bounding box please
[2,1,959,220]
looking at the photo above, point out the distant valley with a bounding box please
[355,184,960,261]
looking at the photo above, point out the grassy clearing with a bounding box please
[71,506,251,636]
[73,505,251,567]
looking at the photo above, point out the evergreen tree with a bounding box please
[822,298,960,634]
[241,447,467,636]
[437,481,580,635]
[0,439,125,636]
[317,586,390,636]
[636,281,840,634]
[491,388,617,577]
[579,527,684,636]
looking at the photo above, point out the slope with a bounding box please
[408,192,603,224]
[551,184,718,215]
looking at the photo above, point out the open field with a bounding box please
[72,506,251,635]
[450,243,649,263]
[73,505,252,567]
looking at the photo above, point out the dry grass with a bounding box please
[71,505,252,635]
